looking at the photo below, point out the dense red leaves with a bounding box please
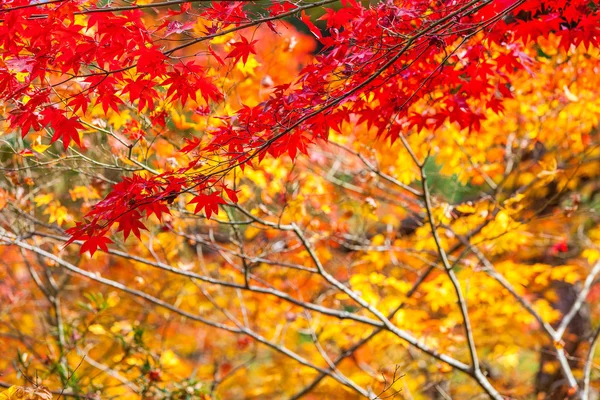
[163,62,222,106]
[201,1,247,25]
[65,174,163,251]
[63,172,234,254]
[121,77,159,111]
[1,0,597,253]
[131,46,167,77]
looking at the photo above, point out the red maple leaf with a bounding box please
[201,1,247,25]
[68,94,89,114]
[300,11,322,40]
[226,35,258,65]
[163,62,222,106]
[208,45,226,66]
[267,1,297,16]
[132,46,167,77]
[121,77,158,111]
[116,211,148,240]
[223,187,239,203]
[79,235,114,257]
[142,200,171,222]
[180,137,202,153]
[167,2,191,16]
[188,192,227,219]
[9,108,42,137]
[41,108,84,149]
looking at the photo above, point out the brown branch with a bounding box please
[3,0,234,18]
[555,261,600,340]
[582,325,600,399]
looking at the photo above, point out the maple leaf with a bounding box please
[96,90,123,114]
[83,75,123,114]
[163,62,222,106]
[281,132,311,160]
[167,2,191,16]
[188,192,227,219]
[41,108,84,150]
[9,108,41,137]
[68,94,89,114]
[142,200,171,222]
[318,6,361,29]
[551,241,569,255]
[201,1,247,25]
[79,235,114,257]
[267,1,297,16]
[162,67,196,106]
[226,35,258,65]
[116,211,148,240]
[300,11,322,40]
[180,137,202,153]
[121,77,158,111]
[223,187,239,203]
[208,45,226,66]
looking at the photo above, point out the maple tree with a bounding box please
[0,0,600,398]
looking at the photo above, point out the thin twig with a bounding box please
[582,325,600,399]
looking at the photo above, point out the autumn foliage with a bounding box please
[0,0,599,399]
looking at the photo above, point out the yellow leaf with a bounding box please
[208,30,234,45]
[495,211,511,231]
[244,226,261,240]
[371,234,385,246]
[69,186,100,202]
[32,136,50,153]
[456,203,476,213]
[0,386,52,400]
[32,143,50,153]
[110,321,132,334]
[533,299,561,323]
[33,193,54,207]
[170,109,201,131]
[14,71,28,83]
[124,356,143,366]
[236,55,260,76]
[542,362,559,374]
[503,193,525,207]
[0,386,19,400]
[44,203,69,226]
[160,349,180,368]
[583,248,600,264]
[108,109,131,130]
[88,324,106,335]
